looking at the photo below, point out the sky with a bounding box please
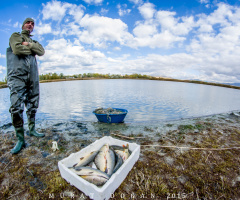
[0,0,240,84]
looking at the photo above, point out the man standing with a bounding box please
[7,18,45,154]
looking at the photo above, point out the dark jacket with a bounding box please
[9,29,45,56]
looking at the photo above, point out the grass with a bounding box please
[113,120,240,199]
[0,114,240,199]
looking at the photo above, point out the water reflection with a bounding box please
[1,79,240,126]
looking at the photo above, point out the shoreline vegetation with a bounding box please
[0,73,240,90]
[0,112,240,199]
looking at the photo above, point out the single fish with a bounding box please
[70,166,110,186]
[94,144,115,176]
[115,148,130,162]
[94,144,109,172]
[73,161,94,170]
[110,144,132,154]
[73,151,98,168]
[105,148,115,175]
[113,151,123,173]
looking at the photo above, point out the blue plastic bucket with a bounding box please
[93,108,128,123]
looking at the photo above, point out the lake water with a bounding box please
[1,79,240,126]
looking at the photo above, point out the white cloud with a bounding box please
[79,14,133,48]
[100,8,108,15]
[197,18,213,33]
[138,3,156,20]
[190,4,240,54]
[128,0,143,5]
[0,53,6,58]
[82,0,103,5]
[187,28,240,81]
[39,38,105,74]
[35,22,52,35]
[68,4,85,23]
[130,30,185,49]
[131,8,194,48]
[133,23,157,38]
[114,47,121,51]
[199,0,209,4]
[117,4,131,17]
[123,53,197,76]
[0,65,6,74]
[13,22,20,28]
[155,11,195,35]
[204,3,233,26]
[39,1,85,37]
[42,0,72,21]
[60,22,81,37]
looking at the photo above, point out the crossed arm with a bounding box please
[10,32,45,56]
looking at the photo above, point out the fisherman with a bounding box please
[6,17,45,154]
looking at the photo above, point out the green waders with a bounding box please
[28,120,45,137]
[10,127,25,154]
[7,46,45,154]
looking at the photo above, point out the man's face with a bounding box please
[22,21,34,33]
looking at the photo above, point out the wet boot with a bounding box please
[28,121,45,137]
[11,127,26,154]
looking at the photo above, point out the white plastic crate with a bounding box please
[58,136,140,200]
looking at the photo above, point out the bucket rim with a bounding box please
[93,108,128,115]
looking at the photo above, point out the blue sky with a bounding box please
[0,0,240,83]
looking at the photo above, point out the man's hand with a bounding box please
[22,42,29,46]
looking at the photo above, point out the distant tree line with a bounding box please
[1,73,240,90]
[1,73,153,86]
[37,73,240,89]
[39,73,153,81]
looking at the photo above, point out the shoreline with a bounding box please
[0,77,240,90]
[0,111,240,199]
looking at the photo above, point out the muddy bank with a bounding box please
[0,112,240,199]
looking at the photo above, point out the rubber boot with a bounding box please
[28,121,45,137]
[11,127,26,154]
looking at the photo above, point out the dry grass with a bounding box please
[0,114,240,199]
